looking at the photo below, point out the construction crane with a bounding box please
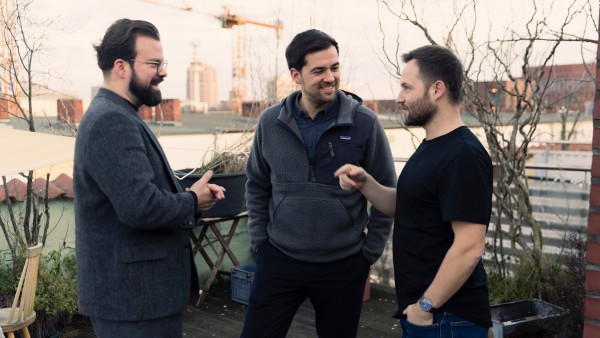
[217,5,283,114]
[140,1,283,114]
[143,0,193,11]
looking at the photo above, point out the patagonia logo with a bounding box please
[340,136,352,140]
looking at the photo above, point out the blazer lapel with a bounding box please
[137,119,183,193]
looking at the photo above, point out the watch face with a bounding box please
[419,297,433,312]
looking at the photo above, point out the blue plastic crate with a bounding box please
[231,264,256,305]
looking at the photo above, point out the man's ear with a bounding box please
[113,59,129,79]
[431,80,446,101]
[290,68,302,85]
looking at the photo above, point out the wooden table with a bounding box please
[188,211,248,306]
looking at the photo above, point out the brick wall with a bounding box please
[157,99,180,123]
[0,98,17,120]
[584,10,600,337]
[139,105,153,121]
[0,99,10,120]
[57,98,83,124]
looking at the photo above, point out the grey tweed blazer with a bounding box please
[74,88,196,321]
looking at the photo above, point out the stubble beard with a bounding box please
[303,78,338,110]
[403,92,437,127]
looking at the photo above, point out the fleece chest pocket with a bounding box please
[317,141,364,185]
[326,141,363,161]
[120,244,168,263]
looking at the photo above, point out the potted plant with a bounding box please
[174,134,251,218]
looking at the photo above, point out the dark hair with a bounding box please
[401,45,463,104]
[285,29,339,71]
[93,19,160,73]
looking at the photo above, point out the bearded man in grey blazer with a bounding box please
[73,19,225,338]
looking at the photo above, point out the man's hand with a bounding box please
[188,170,226,212]
[403,302,434,326]
[334,164,369,190]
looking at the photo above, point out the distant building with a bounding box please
[156,99,181,126]
[266,76,299,102]
[0,99,15,123]
[265,76,359,104]
[241,100,272,118]
[139,99,182,125]
[1,83,78,119]
[463,81,505,113]
[466,63,595,115]
[534,63,595,114]
[57,98,84,124]
[185,42,218,113]
[363,100,397,114]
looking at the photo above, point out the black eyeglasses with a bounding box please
[129,59,168,75]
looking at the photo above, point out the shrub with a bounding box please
[36,248,78,319]
[0,246,78,338]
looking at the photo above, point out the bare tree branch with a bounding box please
[377,0,596,282]
[0,0,67,264]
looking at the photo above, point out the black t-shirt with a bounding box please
[393,126,493,327]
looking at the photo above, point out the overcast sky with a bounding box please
[20,0,599,103]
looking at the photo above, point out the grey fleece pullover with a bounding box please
[246,90,396,264]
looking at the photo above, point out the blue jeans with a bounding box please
[400,312,488,338]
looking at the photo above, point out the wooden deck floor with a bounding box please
[63,280,401,338]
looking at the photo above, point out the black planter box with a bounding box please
[490,299,568,337]
[175,169,247,218]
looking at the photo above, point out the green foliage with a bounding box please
[192,151,249,174]
[0,247,78,318]
[487,258,563,305]
[190,132,253,175]
[543,233,585,337]
[0,258,19,306]
[35,248,78,321]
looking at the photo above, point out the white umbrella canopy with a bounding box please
[0,127,75,176]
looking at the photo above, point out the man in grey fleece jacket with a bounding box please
[241,29,396,338]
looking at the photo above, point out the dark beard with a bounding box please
[129,70,162,107]
[404,92,437,127]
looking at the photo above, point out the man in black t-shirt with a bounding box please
[335,45,492,337]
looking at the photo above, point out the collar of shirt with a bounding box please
[292,93,340,122]
[292,93,340,163]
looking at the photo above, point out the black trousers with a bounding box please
[90,313,182,338]
[240,242,370,338]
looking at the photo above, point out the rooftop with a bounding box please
[4,110,589,137]
[62,280,400,338]
[0,173,73,203]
